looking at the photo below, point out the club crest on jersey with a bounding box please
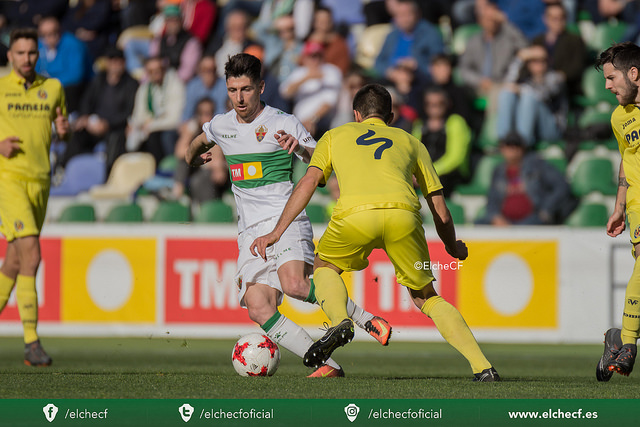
[14,220,23,232]
[37,89,48,100]
[635,225,640,239]
[255,125,267,142]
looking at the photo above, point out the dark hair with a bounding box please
[499,132,526,147]
[352,84,393,123]
[545,1,567,16]
[224,53,262,84]
[9,27,38,47]
[596,41,640,72]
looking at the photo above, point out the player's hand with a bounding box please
[607,209,626,237]
[250,232,279,261]
[275,130,300,155]
[445,240,468,260]
[0,136,21,158]
[54,107,69,139]
[191,151,213,166]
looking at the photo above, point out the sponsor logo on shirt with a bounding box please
[7,103,50,112]
[4,93,21,97]
[255,125,267,142]
[623,117,636,130]
[230,162,263,181]
[221,134,237,139]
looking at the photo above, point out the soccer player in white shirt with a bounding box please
[186,53,391,377]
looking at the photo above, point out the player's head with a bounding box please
[8,27,39,81]
[224,53,265,123]
[596,42,640,105]
[353,84,394,124]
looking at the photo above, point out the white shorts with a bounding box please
[236,216,314,308]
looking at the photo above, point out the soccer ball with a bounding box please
[232,333,280,377]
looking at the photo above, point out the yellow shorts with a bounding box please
[0,174,49,242]
[316,208,434,290]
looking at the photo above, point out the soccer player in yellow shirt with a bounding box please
[0,28,69,366]
[596,42,640,381]
[251,84,499,381]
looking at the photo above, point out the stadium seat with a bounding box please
[194,200,234,223]
[570,158,617,197]
[354,23,391,70]
[305,204,327,223]
[104,203,144,223]
[58,204,96,222]
[455,155,503,195]
[546,157,568,173]
[565,202,609,227]
[578,107,616,132]
[158,155,178,176]
[451,24,482,56]
[423,201,465,225]
[90,152,156,199]
[50,153,106,196]
[588,21,628,52]
[476,113,498,152]
[575,68,617,107]
[150,201,190,223]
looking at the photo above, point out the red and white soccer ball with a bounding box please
[232,333,280,377]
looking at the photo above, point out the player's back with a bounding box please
[315,118,442,219]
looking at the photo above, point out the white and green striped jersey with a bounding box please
[202,104,316,232]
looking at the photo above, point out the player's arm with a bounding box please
[274,130,312,162]
[54,106,70,141]
[426,190,468,260]
[607,158,628,237]
[185,132,216,166]
[250,166,324,260]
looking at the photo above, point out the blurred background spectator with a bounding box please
[37,16,93,114]
[58,46,138,177]
[280,40,342,138]
[476,133,574,226]
[208,9,252,77]
[414,87,472,197]
[307,7,351,75]
[149,4,201,82]
[182,54,227,121]
[172,97,230,204]
[61,0,112,59]
[331,67,369,127]
[263,14,302,84]
[127,56,185,165]
[496,45,567,147]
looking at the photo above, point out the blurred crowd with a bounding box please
[0,0,633,225]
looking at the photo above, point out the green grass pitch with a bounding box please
[0,336,638,399]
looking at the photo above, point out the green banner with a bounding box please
[1,399,638,427]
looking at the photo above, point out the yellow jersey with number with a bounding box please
[309,117,442,220]
[0,70,66,181]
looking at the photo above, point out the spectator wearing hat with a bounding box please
[57,46,139,176]
[279,40,342,137]
[37,15,93,113]
[476,132,574,226]
[149,4,202,83]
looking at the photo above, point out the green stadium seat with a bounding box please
[570,158,617,197]
[195,200,234,223]
[455,155,503,195]
[451,24,481,56]
[575,68,617,107]
[158,155,178,175]
[151,201,190,222]
[105,203,143,223]
[424,201,466,224]
[565,202,609,227]
[588,21,628,52]
[476,114,498,152]
[58,204,96,222]
[546,157,568,174]
[578,107,615,129]
[305,204,327,223]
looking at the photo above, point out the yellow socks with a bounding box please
[0,271,15,312]
[622,257,640,345]
[422,295,491,374]
[16,275,38,344]
[313,267,349,326]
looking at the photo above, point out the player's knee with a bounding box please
[280,276,309,300]
[246,303,275,326]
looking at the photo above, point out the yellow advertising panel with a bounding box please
[458,241,557,328]
[61,238,156,322]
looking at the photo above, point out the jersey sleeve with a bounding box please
[201,116,218,145]
[414,139,443,195]
[308,130,333,186]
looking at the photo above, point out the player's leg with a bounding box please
[275,219,389,344]
[0,241,19,312]
[383,209,497,381]
[243,282,343,376]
